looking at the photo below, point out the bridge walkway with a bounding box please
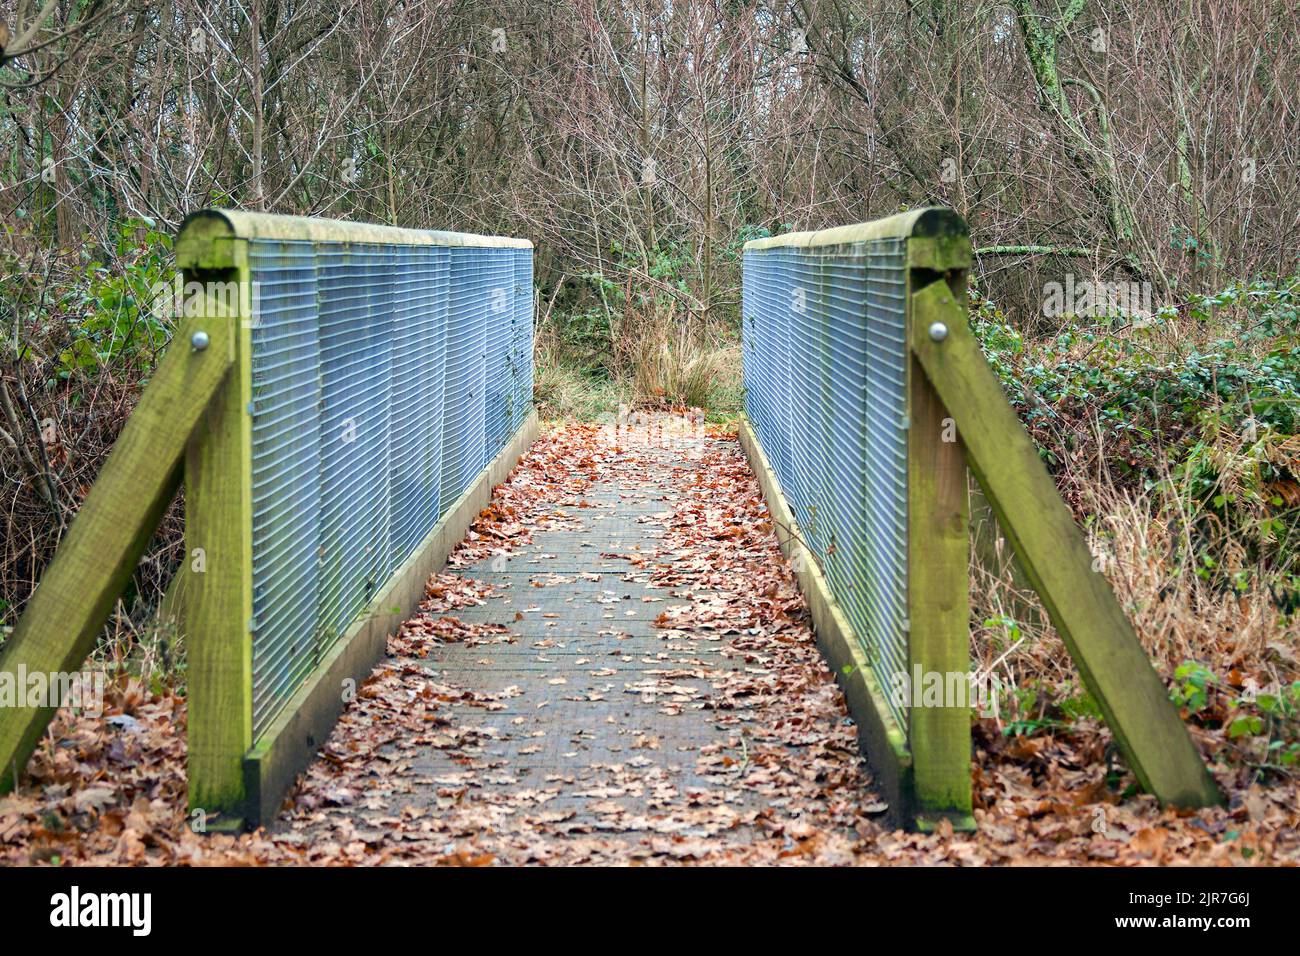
[276,414,885,864]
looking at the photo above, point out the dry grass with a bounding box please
[531,327,628,422]
[969,426,1300,757]
[618,301,740,413]
[535,298,743,420]
[628,331,739,412]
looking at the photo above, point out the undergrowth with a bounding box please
[969,275,1300,784]
[534,238,744,420]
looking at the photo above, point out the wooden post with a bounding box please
[181,245,256,822]
[910,279,1222,808]
[907,356,973,823]
[0,312,233,793]
[906,261,973,827]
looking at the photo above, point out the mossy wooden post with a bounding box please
[0,312,233,793]
[910,279,1222,808]
[905,226,974,827]
[176,219,255,822]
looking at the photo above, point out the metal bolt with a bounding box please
[191,330,210,351]
[928,321,949,342]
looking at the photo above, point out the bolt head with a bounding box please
[928,321,949,342]
[191,330,210,351]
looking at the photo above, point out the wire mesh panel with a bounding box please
[247,240,322,737]
[769,251,795,485]
[316,244,396,662]
[442,248,489,509]
[856,238,910,719]
[389,245,449,566]
[482,248,516,460]
[743,248,794,485]
[742,237,910,731]
[242,233,533,740]
[511,249,534,435]
[787,252,828,554]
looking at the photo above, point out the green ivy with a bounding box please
[971,276,1300,603]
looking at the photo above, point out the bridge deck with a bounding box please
[276,415,884,864]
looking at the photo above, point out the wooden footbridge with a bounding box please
[0,209,1220,835]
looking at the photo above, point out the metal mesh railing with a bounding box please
[246,235,532,739]
[742,237,910,730]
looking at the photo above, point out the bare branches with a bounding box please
[0,0,115,89]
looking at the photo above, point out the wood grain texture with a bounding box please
[909,279,1222,808]
[0,311,234,792]
[907,345,973,819]
[184,257,255,815]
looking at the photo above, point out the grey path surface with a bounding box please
[422,441,758,825]
[277,419,881,864]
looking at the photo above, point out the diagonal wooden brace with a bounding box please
[909,279,1222,809]
[0,309,235,792]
